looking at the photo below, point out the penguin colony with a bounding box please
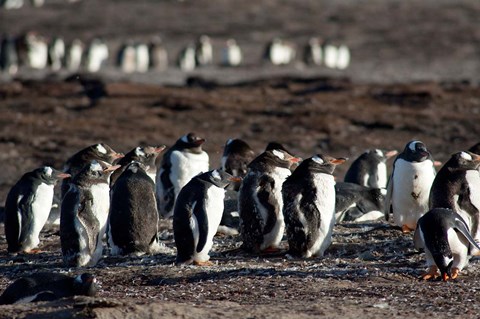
[0,33,350,74]
[3,135,480,298]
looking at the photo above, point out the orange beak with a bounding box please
[330,157,348,165]
[385,150,398,159]
[104,164,121,172]
[154,145,166,153]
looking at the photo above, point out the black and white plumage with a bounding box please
[384,140,436,232]
[108,162,162,256]
[195,35,213,67]
[303,37,323,66]
[283,155,346,257]
[238,148,300,253]
[174,169,239,265]
[4,166,70,253]
[334,182,386,223]
[149,37,168,71]
[221,39,242,67]
[60,161,118,267]
[156,132,209,218]
[344,149,397,189]
[429,151,480,255]
[221,138,255,178]
[0,272,97,305]
[117,42,136,73]
[414,208,480,281]
[0,35,19,75]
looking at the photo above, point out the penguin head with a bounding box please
[446,151,480,171]
[367,149,398,162]
[223,138,253,157]
[33,166,71,185]
[402,140,432,162]
[74,160,120,185]
[253,149,301,170]
[79,143,124,165]
[125,161,148,174]
[264,142,302,170]
[73,273,98,297]
[305,154,347,175]
[199,169,242,188]
[432,252,454,282]
[176,132,206,153]
[131,145,166,167]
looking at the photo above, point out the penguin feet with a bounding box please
[261,246,281,253]
[420,266,439,280]
[401,225,413,233]
[193,260,214,266]
[450,267,460,280]
[25,249,45,254]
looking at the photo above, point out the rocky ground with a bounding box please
[1,0,480,318]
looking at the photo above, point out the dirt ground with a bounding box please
[1,1,480,318]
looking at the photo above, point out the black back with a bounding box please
[344,149,385,187]
[335,182,385,222]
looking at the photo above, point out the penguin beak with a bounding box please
[471,152,480,163]
[289,156,302,163]
[113,152,124,159]
[433,161,442,167]
[56,172,71,179]
[104,164,121,172]
[385,150,398,159]
[330,157,348,165]
[228,176,243,183]
[154,145,166,153]
[194,138,206,146]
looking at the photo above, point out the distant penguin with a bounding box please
[65,39,84,72]
[344,149,398,189]
[156,132,209,218]
[86,38,109,73]
[135,43,150,73]
[384,140,436,232]
[414,208,480,281]
[0,272,97,305]
[336,44,350,70]
[110,145,165,186]
[221,138,255,178]
[239,148,300,253]
[117,42,136,73]
[177,43,196,71]
[30,0,44,7]
[108,162,162,256]
[283,154,346,257]
[335,182,386,223]
[48,37,65,71]
[1,0,24,9]
[149,37,168,71]
[60,161,119,267]
[264,38,295,65]
[0,35,19,75]
[303,37,323,66]
[61,143,123,198]
[429,151,480,255]
[174,169,239,265]
[24,32,48,69]
[4,166,70,253]
[221,39,242,67]
[195,35,213,67]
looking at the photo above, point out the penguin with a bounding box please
[195,35,213,67]
[177,43,196,71]
[110,145,165,186]
[322,41,338,69]
[86,38,109,73]
[60,161,119,267]
[0,272,97,305]
[61,143,123,198]
[384,140,437,232]
[344,148,398,189]
[238,148,301,253]
[303,37,323,66]
[108,161,163,256]
[429,151,480,255]
[336,44,351,70]
[264,38,296,65]
[283,155,346,257]
[334,182,386,223]
[174,169,240,265]
[156,132,209,218]
[65,39,84,72]
[117,42,136,73]
[148,37,168,71]
[414,208,480,281]
[221,39,242,67]
[24,32,48,69]
[48,37,65,71]
[1,0,24,9]
[0,35,19,75]
[221,138,255,178]
[135,43,150,73]
[4,166,70,253]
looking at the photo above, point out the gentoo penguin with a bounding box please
[384,140,436,232]
[60,161,119,267]
[221,138,255,178]
[65,39,84,72]
[117,42,136,73]
[221,39,242,67]
[344,149,398,189]
[0,272,97,305]
[1,0,24,9]
[174,169,240,265]
[336,44,351,70]
[61,143,123,198]
[135,43,150,73]
[0,35,19,75]
[265,141,300,170]
[110,145,165,186]
[195,35,213,67]
[238,148,300,253]
[4,166,70,253]
[335,182,386,223]
[149,37,168,71]
[303,37,323,66]
[177,43,196,71]
[48,37,65,71]
[108,161,163,256]
[429,151,480,255]
[86,38,109,73]
[24,32,48,69]
[323,41,338,69]
[283,155,346,257]
[264,38,296,65]
[156,132,209,218]
[414,208,480,281]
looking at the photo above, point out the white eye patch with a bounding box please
[134,147,145,157]
[312,155,324,164]
[460,152,473,161]
[226,138,233,146]
[212,169,221,180]
[375,149,383,156]
[272,150,285,160]
[408,141,418,152]
[90,161,103,171]
[96,144,107,154]
[43,166,53,176]
[181,134,189,143]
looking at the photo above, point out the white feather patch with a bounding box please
[43,166,53,177]
[272,150,284,160]
[134,147,145,157]
[212,170,221,180]
[96,144,107,154]
[408,141,418,151]
[460,152,473,161]
[181,134,189,143]
[312,156,324,164]
[90,161,103,172]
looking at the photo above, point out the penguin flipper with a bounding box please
[257,175,277,235]
[159,169,175,213]
[453,215,480,252]
[384,172,393,221]
[4,187,24,252]
[17,191,36,248]
[173,195,196,264]
[194,201,209,254]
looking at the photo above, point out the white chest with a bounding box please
[90,183,111,228]
[393,159,435,204]
[31,183,54,223]
[376,161,388,189]
[170,150,209,191]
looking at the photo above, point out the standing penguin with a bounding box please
[429,151,480,255]
[177,43,196,71]
[303,37,323,66]
[344,149,397,189]
[109,161,162,256]
[195,35,213,67]
[238,148,300,253]
[60,161,119,267]
[4,166,70,253]
[0,35,19,75]
[283,155,346,257]
[174,169,239,265]
[65,39,84,72]
[384,140,436,232]
[221,138,255,178]
[156,132,209,218]
[149,37,168,71]
[414,208,480,281]
[220,39,242,67]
